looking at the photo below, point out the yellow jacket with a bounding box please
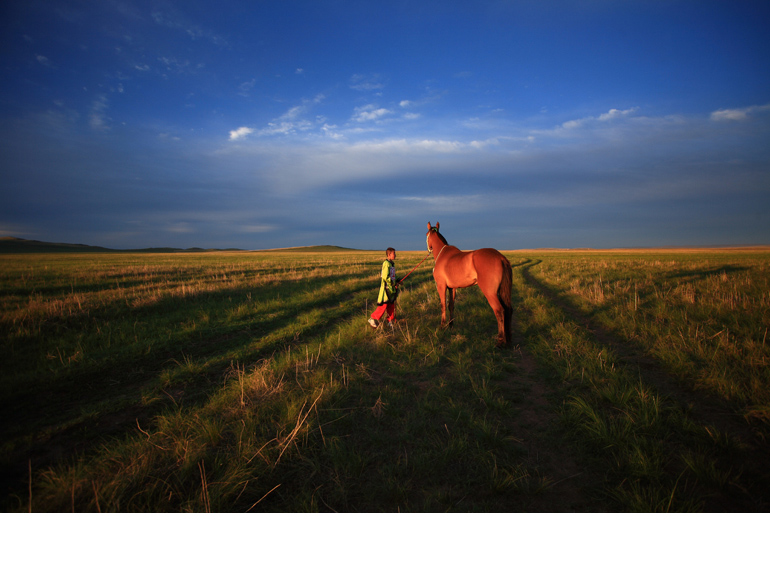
[377,259,397,304]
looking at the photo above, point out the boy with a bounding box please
[369,247,398,329]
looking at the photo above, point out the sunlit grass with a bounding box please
[531,252,770,415]
[511,251,770,511]
[2,249,769,512]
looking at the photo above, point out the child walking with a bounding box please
[369,247,398,329]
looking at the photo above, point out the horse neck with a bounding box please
[429,233,448,259]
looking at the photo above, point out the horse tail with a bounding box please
[497,255,512,309]
[498,255,513,343]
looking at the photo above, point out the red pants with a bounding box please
[371,302,395,322]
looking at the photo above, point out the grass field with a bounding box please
[2,248,769,512]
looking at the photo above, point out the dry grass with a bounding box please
[4,248,769,512]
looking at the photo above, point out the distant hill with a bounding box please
[255,245,360,253]
[0,237,115,253]
[0,237,244,254]
[0,237,363,254]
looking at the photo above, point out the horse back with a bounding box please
[434,246,477,288]
[473,247,509,266]
[471,248,511,282]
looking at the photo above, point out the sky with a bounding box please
[1,0,769,250]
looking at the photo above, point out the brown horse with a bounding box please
[426,222,513,347]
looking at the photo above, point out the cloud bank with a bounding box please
[5,98,766,250]
[2,2,768,250]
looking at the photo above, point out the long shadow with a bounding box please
[518,260,770,509]
[519,260,762,436]
[285,260,609,512]
[4,262,436,439]
[661,264,750,282]
[1,269,375,380]
[4,274,379,419]
[0,272,389,506]
[0,259,372,299]
[578,262,757,380]
[567,263,753,323]
[248,267,571,512]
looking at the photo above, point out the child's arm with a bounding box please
[382,261,396,294]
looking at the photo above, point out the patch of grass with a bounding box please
[3,249,769,512]
[512,252,770,511]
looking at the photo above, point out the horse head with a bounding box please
[426,221,446,253]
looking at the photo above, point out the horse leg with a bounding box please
[447,287,455,327]
[504,303,512,345]
[436,280,448,326]
[479,281,507,347]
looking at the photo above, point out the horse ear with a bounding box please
[427,222,432,230]
[436,221,440,231]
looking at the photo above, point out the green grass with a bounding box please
[2,249,769,511]
[512,251,770,511]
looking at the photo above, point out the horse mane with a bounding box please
[431,228,448,246]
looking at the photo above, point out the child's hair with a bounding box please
[386,247,395,255]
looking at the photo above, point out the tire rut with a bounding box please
[498,327,606,511]
[486,260,610,511]
[519,260,770,510]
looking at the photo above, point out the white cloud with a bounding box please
[469,138,500,149]
[353,104,391,122]
[345,138,497,155]
[260,120,312,135]
[215,134,504,197]
[349,74,385,91]
[281,105,306,121]
[711,109,748,121]
[562,107,638,129]
[158,56,193,75]
[321,124,343,139]
[559,119,582,130]
[166,222,194,234]
[252,95,326,136]
[710,104,770,122]
[89,95,110,130]
[399,100,411,107]
[151,9,227,46]
[598,108,638,121]
[229,126,254,141]
[241,224,276,233]
[215,103,770,214]
[400,194,483,212]
[238,78,256,97]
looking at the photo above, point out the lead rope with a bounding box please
[396,250,433,286]
[433,244,447,264]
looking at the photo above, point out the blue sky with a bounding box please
[1,0,769,250]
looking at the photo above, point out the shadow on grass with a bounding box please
[252,264,596,512]
[518,259,770,511]
[0,271,390,506]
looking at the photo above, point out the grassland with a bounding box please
[2,248,769,512]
